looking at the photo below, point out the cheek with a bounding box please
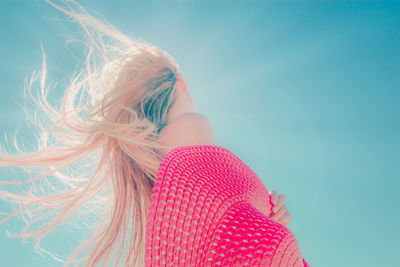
[189,94,194,110]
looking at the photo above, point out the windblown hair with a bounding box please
[0,0,181,266]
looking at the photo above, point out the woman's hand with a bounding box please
[269,190,291,227]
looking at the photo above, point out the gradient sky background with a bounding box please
[0,1,399,266]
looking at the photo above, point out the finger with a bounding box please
[273,194,286,213]
[274,210,290,227]
[270,190,278,205]
[279,212,291,227]
[271,205,288,221]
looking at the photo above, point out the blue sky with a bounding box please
[0,1,399,266]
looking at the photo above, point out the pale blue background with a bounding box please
[0,1,399,266]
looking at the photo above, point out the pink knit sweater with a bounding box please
[145,145,309,266]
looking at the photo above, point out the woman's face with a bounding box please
[167,82,194,122]
[181,88,194,113]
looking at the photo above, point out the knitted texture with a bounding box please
[145,145,309,267]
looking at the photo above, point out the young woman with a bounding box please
[0,0,295,266]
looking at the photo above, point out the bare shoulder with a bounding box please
[158,112,216,150]
[173,112,211,127]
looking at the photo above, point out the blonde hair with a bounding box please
[0,0,181,265]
